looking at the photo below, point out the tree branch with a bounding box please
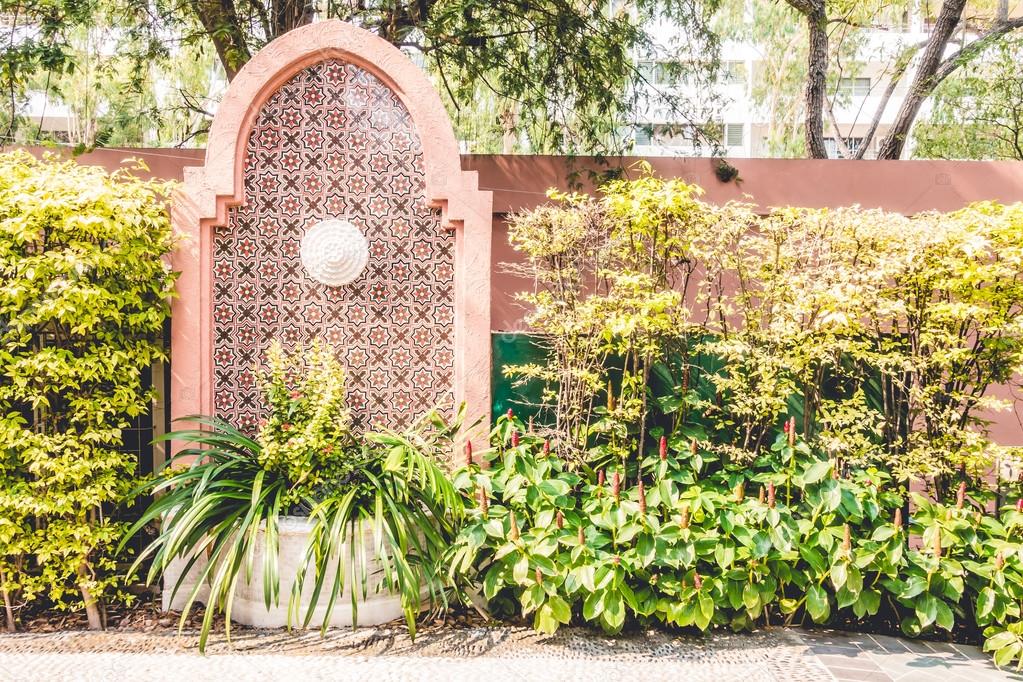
[785,0,829,158]
[931,16,1023,85]
[854,42,925,159]
[877,0,969,159]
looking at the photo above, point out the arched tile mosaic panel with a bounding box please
[211,59,455,431]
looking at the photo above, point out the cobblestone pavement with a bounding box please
[0,626,1019,682]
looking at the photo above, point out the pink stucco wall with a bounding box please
[11,148,1023,443]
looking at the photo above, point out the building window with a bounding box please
[837,77,871,97]
[636,61,689,87]
[635,125,652,146]
[720,61,747,86]
[824,137,865,159]
[632,123,713,151]
[725,123,744,147]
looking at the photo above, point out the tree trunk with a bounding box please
[876,0,968,159]
[271,0,316,40]
[190,0,253,80]
[787,1,830,158]
[500,107,517,154]
[78,562,103,631]
[854,44,921,158]
[1,568,15,633]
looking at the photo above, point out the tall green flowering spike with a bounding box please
[255,340,354,504]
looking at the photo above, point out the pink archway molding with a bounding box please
[169,20,493,444]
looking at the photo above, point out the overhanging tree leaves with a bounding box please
[914,36,1023,161]
[5,0,723,154]
[782,0,1023,159]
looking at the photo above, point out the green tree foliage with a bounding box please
[2,1,723,153]
[914,36,1023,161]
[0,151,176,630]
[0,0,89,143]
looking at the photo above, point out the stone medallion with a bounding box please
[300,219,369,287]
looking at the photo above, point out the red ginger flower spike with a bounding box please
[598,470,606,487]
[507,408,514,419]
[509,510,520,541]
[659,435,668,461]
[735,482,745,503]
[612,471,621,501]
[465,440,473,466]
[556,510,564,529]
[956,480,967,509]
[758,486,766,504]
[479,488,489,516]
[996,552,1006,571]
[543,439,551,456]
[693,573,703,590]
[638,479,647,515]
[767,482,776,509]
[510,429,520,447]
[787,417,796,447]
[1017,498,1023,513]
[783,419,789,434]
[680,505,690,529]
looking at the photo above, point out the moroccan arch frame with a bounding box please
[169,20,493,445]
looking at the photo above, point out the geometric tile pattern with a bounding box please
[212,59,454,431]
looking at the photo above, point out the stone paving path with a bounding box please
[0,625,1019,682]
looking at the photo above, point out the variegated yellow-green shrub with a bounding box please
[0,151,176,630]
[507,170,1023,500]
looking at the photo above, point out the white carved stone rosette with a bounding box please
[300,219,370,286]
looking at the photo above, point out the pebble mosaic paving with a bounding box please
[0,626,1019,681]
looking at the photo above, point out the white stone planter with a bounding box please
[161,516,405,628]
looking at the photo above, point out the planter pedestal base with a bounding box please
[160,517,406,628]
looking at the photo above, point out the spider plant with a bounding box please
[291,407,466,638]
[122,408,466,651]
[121,416,295,651]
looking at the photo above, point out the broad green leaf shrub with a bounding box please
[0,150,176,630]
[448,413,1023,667]
[497,178,1023,668]
[124,342,466,651]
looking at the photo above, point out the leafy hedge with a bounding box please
[0,151,176,630]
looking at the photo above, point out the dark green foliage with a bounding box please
[447,411,1023,669]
